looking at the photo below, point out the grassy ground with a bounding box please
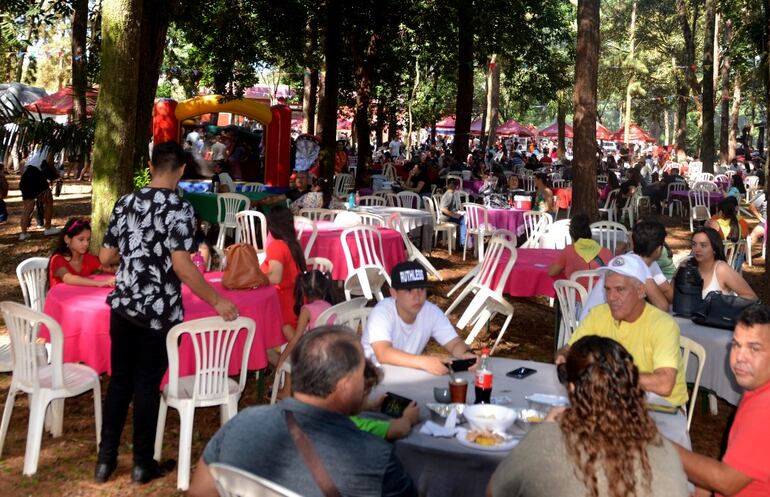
[0,175,765,495]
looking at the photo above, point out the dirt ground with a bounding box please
[0,174,766,496]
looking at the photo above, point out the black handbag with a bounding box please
[691,291,759,330]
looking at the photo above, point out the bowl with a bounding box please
[525,393,569,412]
[433,387,451,404]
[509,407,547,430]
[463,404,516,433]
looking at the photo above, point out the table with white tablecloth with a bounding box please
[370,358,691,497]
[354,206,434,252]
[675,317,742,405]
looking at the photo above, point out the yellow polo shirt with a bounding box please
[569,303,688,407]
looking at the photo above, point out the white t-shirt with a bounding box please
[218,172,235,192]
[362,298,458,364]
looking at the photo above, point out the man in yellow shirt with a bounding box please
[557,254,688,407]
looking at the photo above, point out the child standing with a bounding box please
[48,218,115,288]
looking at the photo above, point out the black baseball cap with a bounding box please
[390,261,429,290]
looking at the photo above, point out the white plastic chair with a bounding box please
[680,335,706,431]
[553,280,588,349]
[359,212,386,227]
[298,208,336,221]
[723,239,746,272]
[697,172,715,182]
[340,226,391,301]
[462,203,496,261]
[570,269,603,294]
[154,316,256,491]
[445,237,517,354]
[314,297,369,328]
[235,210,268,262]
[454,190,470,206]
[396,191,421,209]
[333,307,372,334]
[665,182,688,217]
[333,173,355,199]
[590,221,629,255]
[387,213,441,280]
[358,195,386,207]
[306,256,334,274]
[445,173,463,192]
[521,176,536,193]
[16,257,49,313]
[217,193,249,250]
[598,188,619,222]
[538,219,572,249]
[688,190,712,232]
[423,196,456,255]
[375,191,399,207]
[209,462,303,497]
[522,211,553,248]
[619,190,638,226]
[0,302,102,476]
[241,182,264,192]
[693,181,718,193]
[294,216,318,260]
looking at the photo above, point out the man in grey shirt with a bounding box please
[440,178,466,247]
[188,327,416,497]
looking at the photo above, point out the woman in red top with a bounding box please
[48,218,115,288]
[260,205,306,341]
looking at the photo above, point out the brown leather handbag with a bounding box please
[221,243,269,290]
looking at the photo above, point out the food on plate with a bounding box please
[526,415,543,423]
[465,429,505,446]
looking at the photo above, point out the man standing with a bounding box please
[558,254,688,408]
[95,141,238,484]
[18,146,60,240]
[389,136,401,160]
[674,304,770,496]
[362,261,477,375]
[188,327,416,497]
[439,178,466,248]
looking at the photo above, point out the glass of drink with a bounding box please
[449,378,468,404]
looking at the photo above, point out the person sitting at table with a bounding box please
[506,174,526,196]
[262,169,313,208]
[261,205,307,342]
[440,178,466,247]
[403,163,431,195]
[211,160,234,193]
[599,170,621,203]
[687,227,757,300]
[558,254,689,408]
[547,214,612,281]
[361,261,477,375]
[188,326,417,497]
[490,336,688,497]
[673,303,770,497]
[706,196,749,243]
[48,217,115,288]
[533,173,556,219]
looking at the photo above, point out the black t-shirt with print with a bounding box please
[103,187,195,331]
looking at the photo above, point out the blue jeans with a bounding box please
[447,215,466,247]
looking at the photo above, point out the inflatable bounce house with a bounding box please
[152,95,292,186]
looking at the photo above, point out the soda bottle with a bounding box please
[347,191,356,209]
[474,348,493,404]
[192,251,206,273]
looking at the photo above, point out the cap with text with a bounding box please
[597,254,651,284]
[390,261,429,290]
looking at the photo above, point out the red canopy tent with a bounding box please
[434,115,456,134]
[337,118,352,130]
[538,121,574,139]
[611,123,655,143]
[496,119,533,137]
[469,118,483,135]
[24,87,98,116]
[596,122,612,140]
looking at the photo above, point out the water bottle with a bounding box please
[347,191,356,209]
[474,348,493,404]
[192,251,206,273]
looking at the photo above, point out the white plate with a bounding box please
[525,394,569,407]
[455,427,520,452]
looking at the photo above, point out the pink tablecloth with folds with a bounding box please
[668,190,724,205]
[464,180,485,195]
[487,208,527,236]
[41,273,285,379]
[300,221,407,281]
[490,248,562,298]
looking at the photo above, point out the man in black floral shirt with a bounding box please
[95,141,238,484]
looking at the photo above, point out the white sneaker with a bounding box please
[43,227,61,236]
[19,233,30,241]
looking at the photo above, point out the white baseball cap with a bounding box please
[597,254,651,285]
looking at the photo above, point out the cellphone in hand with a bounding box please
[506,367,537,379]
[451,358,476,372]
[380,392,412,418]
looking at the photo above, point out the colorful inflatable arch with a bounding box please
[152,95,292,186]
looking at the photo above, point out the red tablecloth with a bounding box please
[553,188,572,208]
[487,208,527,236]
[300,221,407,281]
[491,248,561,298]
[41,273,285,378]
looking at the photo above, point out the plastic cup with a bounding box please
[449,378,468,404]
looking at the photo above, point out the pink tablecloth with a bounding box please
[668,190,723,207]
[300,221,407,281]
[464,180,485,195]
[487,208,527,236]
[491,248,561,298]
[42,273,285,377]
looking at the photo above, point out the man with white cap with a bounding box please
[556,254,688,407]
[362,261,477,375]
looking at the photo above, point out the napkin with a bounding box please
[419,405,459,437]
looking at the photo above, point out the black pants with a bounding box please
[98,311,169,466]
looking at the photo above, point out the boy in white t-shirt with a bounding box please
[362,261,478,375]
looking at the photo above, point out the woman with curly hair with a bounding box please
[488,336,688,497]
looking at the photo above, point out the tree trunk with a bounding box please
[351,26,379,187]
[485,54,500,150]
[664,106,670,146]
[302,19,318,135]
[375,99,384,148]
[764,0,770,282]
[387,105,397,142]
[556,96,566,160]
[91,0,170,246]
[406,58,420,160]
[318,0,340,181]
[572,0,600,220]
[623,0,637,146]
[701,0,716,173]
[71,0,88,123]
[675,0,698,161]
[452,0,474,162]
[728,72,741,162]
[719,20,732,165]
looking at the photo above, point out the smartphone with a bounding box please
[451,358,477,372]
[380,392,412,418]
[506,367,537,379]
